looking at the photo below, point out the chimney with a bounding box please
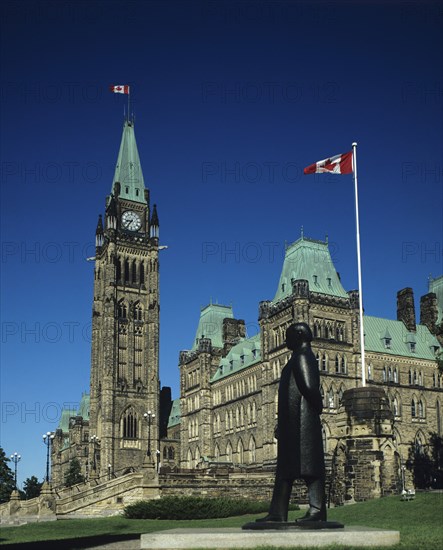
[420,292,438,334]
[222,318,246,353]
[397,288,416,332]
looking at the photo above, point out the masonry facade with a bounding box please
[178,238,443,496]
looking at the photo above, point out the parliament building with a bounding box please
[50,120,443,502]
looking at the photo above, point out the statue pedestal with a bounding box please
[140,527,400,548]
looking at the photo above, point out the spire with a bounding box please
[95,215,104,248]
[150,204,159,238]
[111,120,147,204]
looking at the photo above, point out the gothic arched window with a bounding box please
[118,300,127,319]
[139,262,145,284]
[134,302,143,321]
[411,399,416,418]
[122,408,138,439]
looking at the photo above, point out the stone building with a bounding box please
[49,116,442,502]
[178,237,443,495]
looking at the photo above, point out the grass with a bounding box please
[0,492,442,549]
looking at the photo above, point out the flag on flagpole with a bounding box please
[109,85,130,94]
[303,151,353,175]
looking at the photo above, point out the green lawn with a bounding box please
[0,492,442,549]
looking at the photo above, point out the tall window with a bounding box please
[122,408,138,439]
[411,399,416,418]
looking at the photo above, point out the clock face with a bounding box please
[122,211,142,231]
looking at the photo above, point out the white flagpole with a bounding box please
[352,142,366,387]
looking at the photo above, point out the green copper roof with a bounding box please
[167,399,181,428]
[429,275,443,323]
[57,393,89,433]
[191,304,234,350]
[273,237,348,303]
[211,333,261,383]
[111,120,147,204]
[57,408,78,433]
[364,315,440,360]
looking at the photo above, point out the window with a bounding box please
[118,301,127,319]
[328,388,335,409]
[410,342,416,353]
[341,357,346,374]
[411,399,416,418]
[393,397,399,416]
[122,408,138,439]
[322,355,327,371]
[418,400,424,418]
[335,355,339,373]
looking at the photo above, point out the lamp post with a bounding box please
[42,432,54,483]
[10,452,21,490]
[143,411,155,457]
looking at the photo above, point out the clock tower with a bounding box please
[89,118,160,477]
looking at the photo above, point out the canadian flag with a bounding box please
[109,85,130,94]
[304,151,353,175]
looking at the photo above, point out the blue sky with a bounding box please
[1,0,442,486]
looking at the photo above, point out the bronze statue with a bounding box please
[258,323,326,524]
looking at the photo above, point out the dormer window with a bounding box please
[327,277,332,287]
[409,342,416,353]
[125,186,129,193]
[240,355,245,365]
[281,283,285,292]
[252,349,257,359]
[313,275,318,284]
[135,188,139,196]
[384,338,392,349]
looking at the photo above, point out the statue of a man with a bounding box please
[258,322,326,524]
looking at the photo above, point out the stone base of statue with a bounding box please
[242,519,344,530]
[140,527,400,548]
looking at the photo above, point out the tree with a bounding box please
[0,447,16,503]
[406,432,443,489]
[21,476,43,500]
[64,458,85,487]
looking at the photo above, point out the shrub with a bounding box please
[124,495,298,520]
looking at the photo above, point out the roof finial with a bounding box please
[325,233,329,244]
[301,226,304,239]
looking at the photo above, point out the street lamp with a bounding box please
[10,452,21,490]
[42,432,55,483]
[143,411,155,457]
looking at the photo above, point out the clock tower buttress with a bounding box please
[89,119,160,476]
